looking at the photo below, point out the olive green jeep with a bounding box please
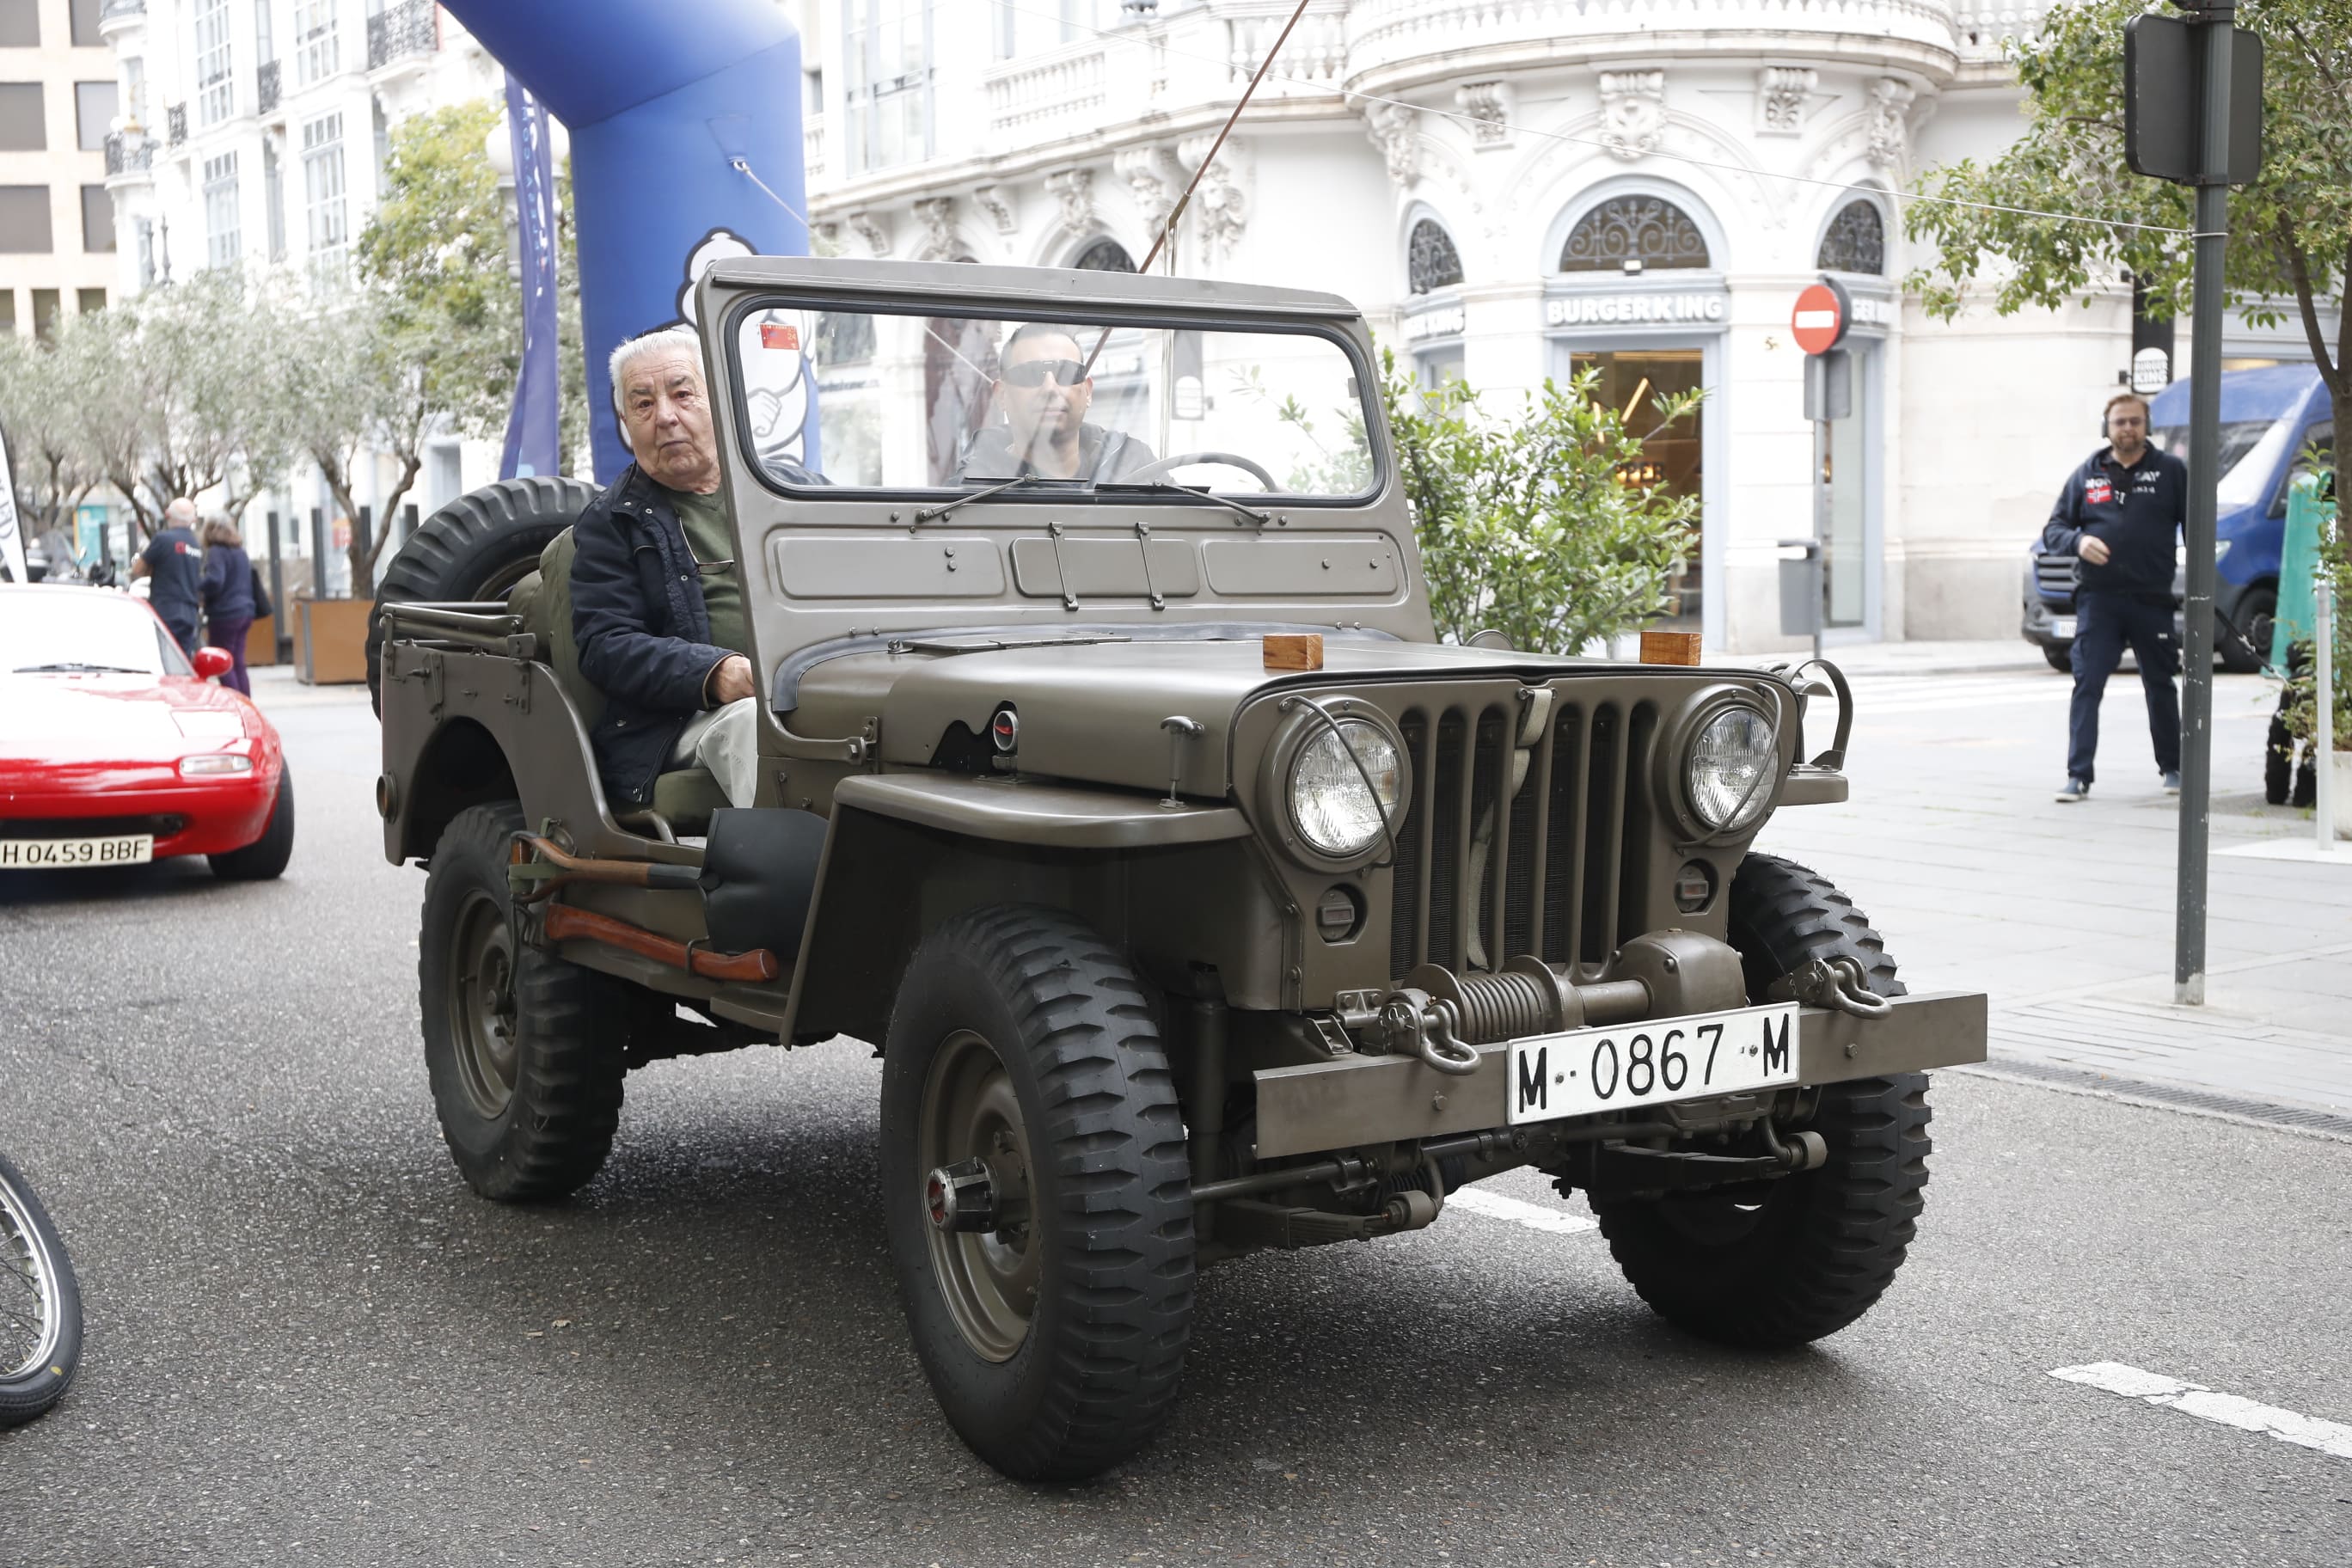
[374,257,1986,1482]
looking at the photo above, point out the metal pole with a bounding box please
[266,508,289,664]
[2174,12,2234,1005]
[2318,579,2336,848]
[1812,418,1828,663]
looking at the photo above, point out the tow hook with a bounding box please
[1366,989,1483,1076]
[1771,955,1894,1019]
[925,1159,998,1233]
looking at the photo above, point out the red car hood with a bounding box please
[0,674,273,793]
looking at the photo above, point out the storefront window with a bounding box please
[1571,348,1704,619]
[1817,200,1884,275]
[1559,197,1709,275]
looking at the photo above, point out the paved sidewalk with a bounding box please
[1756,661,2352,1122]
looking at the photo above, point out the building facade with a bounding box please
[0,0,118,340]
[91,0,503,587]
[783,0,2332,650]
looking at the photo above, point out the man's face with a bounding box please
[997,331,1093,451]
[2107,401,2149,457]
[621,349,720,492]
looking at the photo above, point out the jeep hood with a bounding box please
[804,636,1686,799]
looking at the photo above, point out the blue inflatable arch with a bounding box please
[439,0,810,481]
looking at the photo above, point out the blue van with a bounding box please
[2020,364,2334,672]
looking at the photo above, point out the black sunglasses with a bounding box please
[1001,358,1086,389]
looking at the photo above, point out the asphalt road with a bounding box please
[3,676,2349,1567]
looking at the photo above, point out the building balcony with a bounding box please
[984,40,1109,144]
[103,129,156,180]
[256,59,281,117]
[366,0,438,75]
[1951,0,2050,64]
[96,0,145,36]
[1342,0,1973,90]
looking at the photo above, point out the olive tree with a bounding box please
[1904,0,2352,468]
[0,330,100,538]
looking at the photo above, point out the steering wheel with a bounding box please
[1120,450,1279,491]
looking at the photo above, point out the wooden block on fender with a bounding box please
[1264,633,1324,671]
[1640,630,1702,667]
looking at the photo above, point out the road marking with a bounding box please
[1451,1186,1599,1235]
[2050,1362,2352,1461]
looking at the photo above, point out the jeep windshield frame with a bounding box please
[714,289,1387,510]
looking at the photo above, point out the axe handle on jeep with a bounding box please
[542,903,780,983]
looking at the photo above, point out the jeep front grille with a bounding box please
[1390,694,1660,982]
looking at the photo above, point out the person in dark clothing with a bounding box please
[571,327,759,811]
[958,324,1157,482]
[2040,390,2187,802]
[199,513,256,695]
[132,498,206,658]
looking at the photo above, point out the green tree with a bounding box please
[1373,353,1701,652]
[0,330,100,538]
[322,96,519,595]
[1904,0,2352,465]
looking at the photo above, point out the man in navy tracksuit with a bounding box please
[2040,390,2186,802]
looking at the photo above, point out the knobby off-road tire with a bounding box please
[1589,854,1932,1349]
[419,802,628,1203]
[2043,644,2073,673]
[366,477,599,715]
[0,1150,83,1428]
[880,905,1195,1483]
[207,768,294,881]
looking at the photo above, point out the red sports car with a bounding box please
[0,585,293,880]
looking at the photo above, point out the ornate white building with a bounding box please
[784,0,2326,649]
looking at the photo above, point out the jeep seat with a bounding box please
[508,529,729,835]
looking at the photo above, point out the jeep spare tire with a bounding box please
[366,476,599,715]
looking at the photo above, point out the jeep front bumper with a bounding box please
[1250,989,1988,1159]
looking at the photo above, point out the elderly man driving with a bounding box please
[959,323,1155,481]
[570,328,760,812]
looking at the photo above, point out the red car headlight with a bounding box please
[179,754,255,777]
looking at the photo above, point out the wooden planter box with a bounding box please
[244,616,278,669]
[295,597,375,686]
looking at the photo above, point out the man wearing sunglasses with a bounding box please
[959,323,1156,483]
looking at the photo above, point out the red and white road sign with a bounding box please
[1792,280,1849,355]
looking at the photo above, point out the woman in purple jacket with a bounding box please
[198,515,256,695]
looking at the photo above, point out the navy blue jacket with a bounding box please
[201,543,254,621]
[2040,444,2187,597]
[570,463,738,807]
[141,526,205,626]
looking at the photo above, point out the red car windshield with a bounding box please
[1,591,193,677]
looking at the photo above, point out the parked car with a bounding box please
[0,585,294,880]
[2022,365,2333,674]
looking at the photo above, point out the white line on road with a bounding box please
[1450,1186,1600,1235]
[2049,1362,2352,1461]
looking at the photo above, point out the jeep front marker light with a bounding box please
[1289,720,1401,858]
[1685,704,1777,832]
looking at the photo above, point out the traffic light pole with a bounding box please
[2174,9,2233,1005]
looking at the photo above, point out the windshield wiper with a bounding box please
[14,662,150,674]
[1095,479,1273,526]
[912,472,1075,525]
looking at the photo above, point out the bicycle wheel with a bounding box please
[0,1150,83,1427]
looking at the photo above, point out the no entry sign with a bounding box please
[1792,279,1851,355]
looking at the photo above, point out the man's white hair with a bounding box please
[163,497,198,526]
[607,327,705,411]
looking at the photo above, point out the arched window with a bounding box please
[1407,218,1463,295]
[1072,238,1137,273]
[1816,199,1885,275]
[1558,196,1710,273]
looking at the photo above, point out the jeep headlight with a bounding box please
[1685,704,1777,832]
[1289,720,1401,858]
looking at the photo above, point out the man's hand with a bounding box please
[707,654,756,706]
[2077,535,2111,566]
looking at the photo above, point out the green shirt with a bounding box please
[660,483,746,661]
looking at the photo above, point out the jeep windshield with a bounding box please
[729,302,1378,502]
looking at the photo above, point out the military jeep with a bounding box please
[375,258,1987,1483]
